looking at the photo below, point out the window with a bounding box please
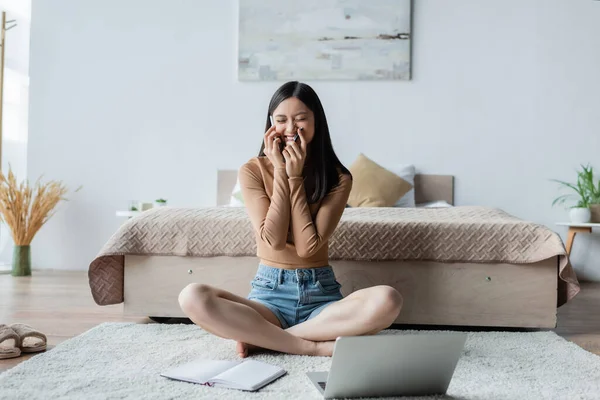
[0,0,31,270]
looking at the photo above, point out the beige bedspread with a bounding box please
[89,206,579,306]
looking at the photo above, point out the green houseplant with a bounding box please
[552,164,600,223]
[588,168,600,223]
[154,198,167,208]
[0,167,78,276]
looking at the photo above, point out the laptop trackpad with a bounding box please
[306,371,329,394]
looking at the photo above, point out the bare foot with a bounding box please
[235,341,260,358]
[236,340,334,358]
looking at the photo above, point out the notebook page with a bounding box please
[161,359,240,384]
[211,359,285,391]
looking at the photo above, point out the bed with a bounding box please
[89,171,580,328]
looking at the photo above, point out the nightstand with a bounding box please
[116,211,141,218]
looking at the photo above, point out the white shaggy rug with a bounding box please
[1,323,599,400]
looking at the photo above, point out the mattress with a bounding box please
[88,206,579,306]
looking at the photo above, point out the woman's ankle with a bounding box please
[301,339,334,357]
[313,340,334,357]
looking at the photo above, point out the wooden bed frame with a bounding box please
[122,171,558,328]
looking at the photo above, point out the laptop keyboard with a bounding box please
[318,382,327,389]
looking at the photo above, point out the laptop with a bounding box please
[306,332,466,399]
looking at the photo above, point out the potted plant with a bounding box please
[155,198,168,208]
[552,164,599,223]
[0,167,80,276]
[587,172,600,223]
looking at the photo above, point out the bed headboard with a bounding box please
[414,174,454,205]
[217,170,454,206]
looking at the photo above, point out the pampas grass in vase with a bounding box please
[0,167,75,276]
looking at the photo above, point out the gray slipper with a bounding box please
[10,323,47,353]
[0,324,21,359]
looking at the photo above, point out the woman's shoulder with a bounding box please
[336,168,353,185]
[240,156,272,171]
[239,156,272,181]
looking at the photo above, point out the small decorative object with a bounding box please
[238,0,412,81]
[154,198,167,207]
[0,167,79,276]
[140,202,153,211]
[129,200,139,212]
[552,164,600,224]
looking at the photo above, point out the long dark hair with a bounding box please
[258,81,351,204]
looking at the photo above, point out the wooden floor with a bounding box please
[1,271,599,373]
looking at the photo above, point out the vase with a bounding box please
[569,207,591,224]
[11,245,31,277]
[590,204,600,223]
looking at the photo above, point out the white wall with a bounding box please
[28,0,600,280]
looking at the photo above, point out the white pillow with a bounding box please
[417,200,453,208]
[228,179,244,207]
[388,164,416,207]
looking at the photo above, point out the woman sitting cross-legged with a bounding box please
[178,81,403,357]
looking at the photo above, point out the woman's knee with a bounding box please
[178,283,217,318]
[370,285,403,319]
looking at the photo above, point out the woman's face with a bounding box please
[272,97,315,147]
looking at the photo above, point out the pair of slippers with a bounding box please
[0,323,47,359]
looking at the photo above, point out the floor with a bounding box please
[1,271,599,373]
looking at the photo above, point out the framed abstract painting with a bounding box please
[238,0,412,81]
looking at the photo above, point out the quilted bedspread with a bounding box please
[88,206,579,306]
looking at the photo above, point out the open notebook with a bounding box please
[160,359,286,391]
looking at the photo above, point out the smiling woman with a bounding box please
[178,81,404,358]
[258,81,348,204]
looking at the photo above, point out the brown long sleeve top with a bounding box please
[239,156,352,269]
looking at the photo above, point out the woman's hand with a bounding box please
[263,125,285,168]
[282,127,307,178]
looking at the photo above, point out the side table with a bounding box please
[556,222,599,255]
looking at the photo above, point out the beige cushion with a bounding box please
[348,154,413,207]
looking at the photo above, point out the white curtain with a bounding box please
[0,0,31,269]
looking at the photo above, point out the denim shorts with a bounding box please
[247,264,344,329]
